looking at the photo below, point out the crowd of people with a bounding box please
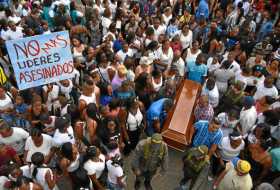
[0,0,280,189]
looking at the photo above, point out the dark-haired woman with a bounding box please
[83,146,106,190]
[59,142,90,189]
[14,176,43,190]
[53,117,75,147]
[106,155,126,190]
[31,152,57,190]
[245,124,272,185]
[83,46,97,72]
[27,96,48,130]
[72,36,87,63]
[95,51,112,84]
[75,103,99,146]
[135,72,155,109]
[124,98,145,153]
[7,176,44,190]
[24,128,55,164]
[98,119,124,152]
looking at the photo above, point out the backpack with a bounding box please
[143,138,166,161]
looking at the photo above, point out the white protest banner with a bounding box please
[6,31,74,90]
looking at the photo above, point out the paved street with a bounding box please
[124,148,184,190]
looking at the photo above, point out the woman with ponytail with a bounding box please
[14,176,43,190]
[59,142,90,189]
[31,152,57,190]
[83,146,106,190]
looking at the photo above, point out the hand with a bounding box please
[219,158,225,167]
[133,168,141,176]
[205,155,210,162]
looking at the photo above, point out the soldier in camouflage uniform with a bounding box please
[131,133,169,190]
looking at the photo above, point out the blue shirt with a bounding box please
[100,95,113,106]
[195,0,209,21]
[15,103,28,114]
[192,120,223,148]
[166,25,179,38]
[113,40,123,52]
[187,61,207,84]
[113,90,135,101]
[146,98,167,128]
[257,21,273,42]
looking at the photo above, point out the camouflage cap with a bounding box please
[151,133,163,144]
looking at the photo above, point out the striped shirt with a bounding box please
[192,120,223,148]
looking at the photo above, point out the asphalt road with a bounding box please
[123,145,217,190]
[124,148,184,190]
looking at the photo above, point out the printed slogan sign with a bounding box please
[6,31,74,90]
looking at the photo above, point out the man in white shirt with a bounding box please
[0,120,29,155]
[42,83,60,112]
[202,77,219,108]
[6,21,23,40]
[239,96,257,136]
[152,17,166,40]
[254,76,278,100]
[222,51,240,74]
[116,42,134,64]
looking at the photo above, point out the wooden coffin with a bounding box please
[162,79,201,151]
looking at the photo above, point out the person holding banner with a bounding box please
[0,0,280,189]
[43,83,60,114]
